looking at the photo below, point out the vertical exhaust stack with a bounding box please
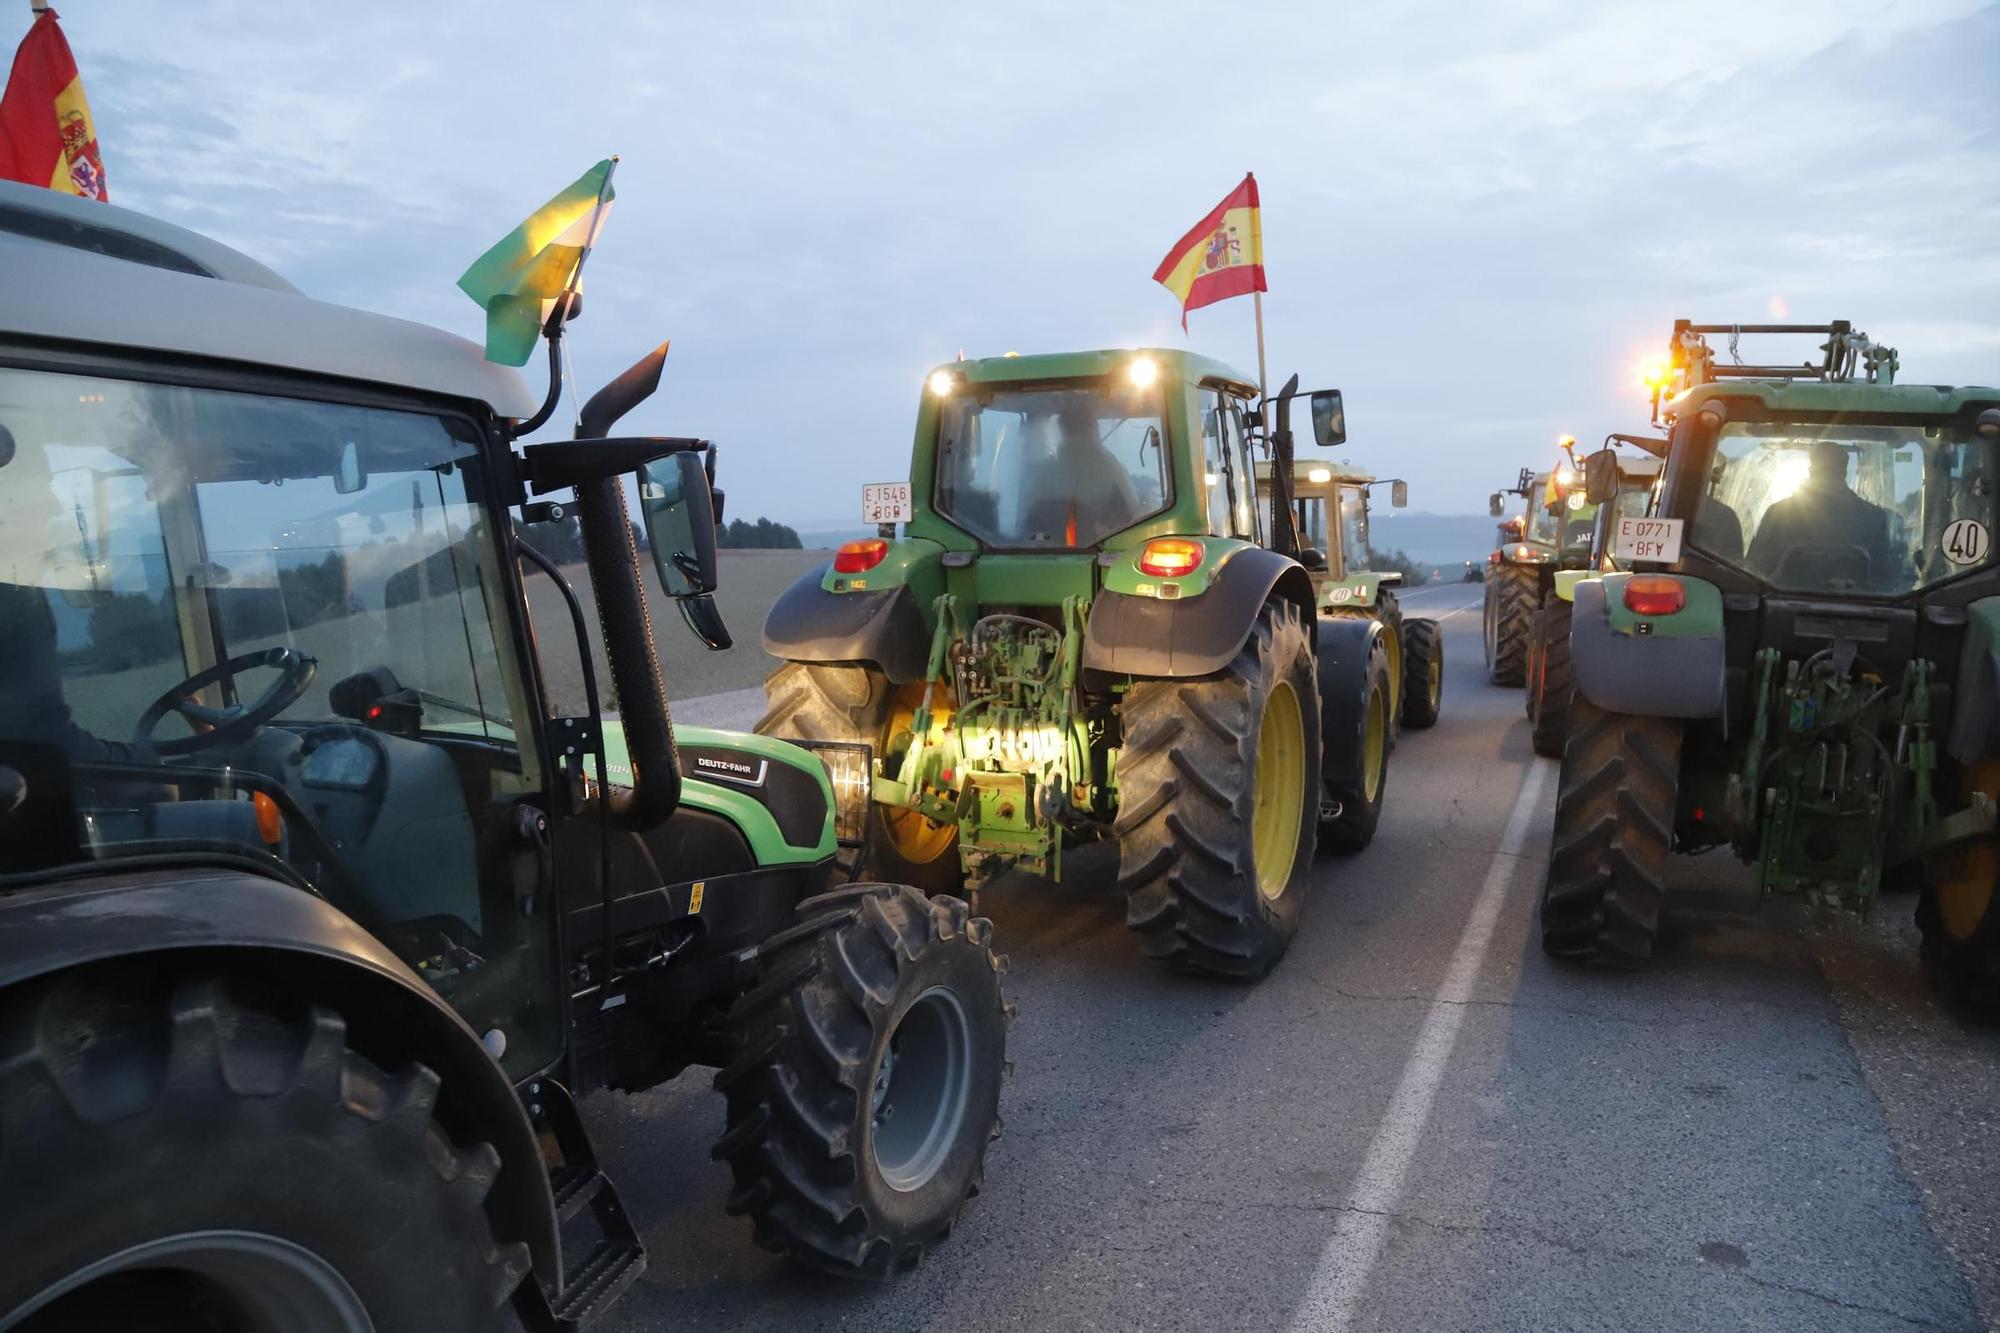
[572,344,681,828]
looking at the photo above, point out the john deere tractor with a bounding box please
[1541,318,2000,1003]
[0,181,1008,1329]
[1524,437,1664,757]
[759,350,1390,977]
[1256,456,1448,840]
[1484,458,1597,686]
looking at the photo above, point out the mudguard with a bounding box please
[761,565,931,683]
[1084,546,1317,678]
[1947,596,2000,764]
[1570,573,1726,718]
[0,865,559,1287]
[1315,614,1388,790]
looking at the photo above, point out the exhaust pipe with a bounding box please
[572,345,680,828]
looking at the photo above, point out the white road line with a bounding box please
[1290,757,1553,1332]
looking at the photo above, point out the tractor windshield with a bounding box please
[1691,421,1996,594]
[934,381,1171,548]
[0,364,558,1075]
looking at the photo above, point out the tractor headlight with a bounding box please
[1128,356,1159,388]
[790,740,873,847]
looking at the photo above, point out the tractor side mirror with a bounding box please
[1582,449,1619,505]
[1488,492,1504,518]
[1391,480,1408,508]
[639,452,720,598]
[1309,390,1346,447]
[334,440,367,495]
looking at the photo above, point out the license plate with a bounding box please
[861,482,912,525]
[1612,515,1683,563]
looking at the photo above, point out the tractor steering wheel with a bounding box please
[134,647,318,756]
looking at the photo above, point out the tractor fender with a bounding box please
[761,565,931,684]
[1946,596,2000,765]
[0,866,560,1289]
[1084,546,1317,678]
[1570,575,1725,718]
[1315,614,1388,790]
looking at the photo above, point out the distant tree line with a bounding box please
[717,517,802,549]
[1370,548,1430,587]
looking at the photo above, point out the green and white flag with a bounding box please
[457,158,616,366]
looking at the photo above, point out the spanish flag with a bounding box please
[1153,173,1264,329]
[0,8,107,200]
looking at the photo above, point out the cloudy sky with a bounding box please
[49,0,2000,525]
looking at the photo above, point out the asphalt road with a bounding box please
[586,580,2000,1332]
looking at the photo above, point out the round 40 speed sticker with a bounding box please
[1943,518,1990,566]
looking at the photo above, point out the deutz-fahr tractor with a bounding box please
[0,182,1008,1330]
[759,350,1387,977]
[1485,454,1602,688]
[1540,318,2000,1002]
[1260,456,1444,746]
[1524,437,1664,757]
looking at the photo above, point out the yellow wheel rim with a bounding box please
[1251,680,1307,901]
[1427,650,1442,708]
[879,682,957,865]
[1938,759,2000,940]
[1361,681,1387,804]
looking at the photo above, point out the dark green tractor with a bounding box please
[1524,438,1664,757]
[1541,318,2000,1003]
[760,349,1390,977]
[0,182,1007,1330]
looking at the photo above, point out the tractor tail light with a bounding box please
[833,539,889,573]
[1623,575,1686,616]
[1138,538,1204,578]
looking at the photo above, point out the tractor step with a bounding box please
[516,1079,648,1331]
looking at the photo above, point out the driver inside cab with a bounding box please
[1746,440,1895,585]
[1022,398,1142,546]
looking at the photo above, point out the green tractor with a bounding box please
[1540,318,2000,1002]
[1524,438,1664,757]
[1483,458,1598,686]
[759,349,1390,977]
[0,182,1008,1329]
[1260,457,1444,743]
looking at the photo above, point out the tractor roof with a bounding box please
[1664,376,2000,422]
[0,180,538,419]
[932,347,1257,394]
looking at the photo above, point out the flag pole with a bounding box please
[556,155,618,432]
[1248,171,1269,428]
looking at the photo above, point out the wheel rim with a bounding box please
[1251,680,1307,901]
[1427,649,1442,707]
[879,682,957,865]
[13,1231,372,1332]
[871,985,973,1192]
[1361,682,1387,804]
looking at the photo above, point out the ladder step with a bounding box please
[551,1165,606,1223]
[551,1240,647,1327]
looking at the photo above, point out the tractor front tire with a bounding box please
[0,964,529,1332]
[1401,618,1443,730]
[1530,599,1574,759]
[758,662,962,895]
[1540,697,1682,964]
[713,885,1008,1276]
[1116,600,1321,979]
[1321,641,1393,854]
[1485,564,1539,687]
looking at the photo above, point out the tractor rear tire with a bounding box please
[0,963,529,1332]
[757,662,962,895]
[1484,564,1539,687]
[1321,641,1393,853]
[1540,696,1682,964]
[1401,618,1443,730]
[1530,599,1574,759]
[1917,761,2000,1006]
[713,884,1007,1276]
[1115,600,1321,979]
